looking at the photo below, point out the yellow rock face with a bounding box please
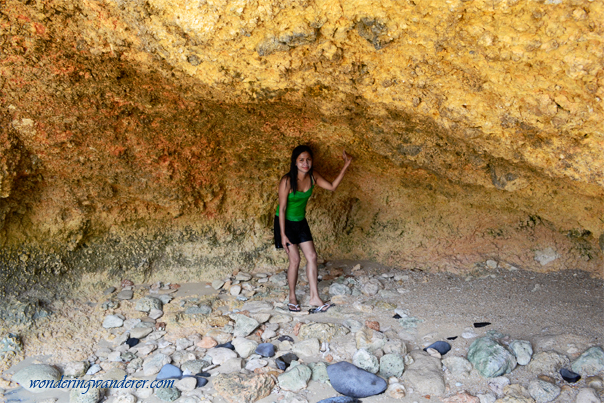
[0,0,602,297]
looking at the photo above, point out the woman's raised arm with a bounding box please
[314,149,352,192]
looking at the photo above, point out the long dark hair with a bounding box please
[284,145,314,194]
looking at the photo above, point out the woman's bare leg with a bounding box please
[287,246,301,307]
[299,241,324,307]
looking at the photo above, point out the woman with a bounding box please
[275,145,352,313]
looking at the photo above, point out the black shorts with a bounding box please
[274,216,314,249]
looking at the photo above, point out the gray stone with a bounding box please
[292,338,320,357]
[184,305,212,315]
[69,386,101,403]
[231,314,260,337]
[149,309,163,320]
[353,348,379,374]
[528,351,569,374]
[87,364,102,375]
[218,357,243,374]
[157,294,173,304]
[298,322,349,343]
[155,388,180,402]
[478,393,497,403]
[102,315,124,328]
[246,359,268,371]
[117,290,133,300]
[242,301,273,312]
[443,356,473,377]
[103,287,116,294]
[126,358,142,374]
[488,376,511,397]
[130,327,153,339]
[510,340,533,366]
[576,388,601,403]
[486,260,498,269]
[329,283,351,296]
[534,247,559,266]
[278,364,312,392]
[135,296,162,312]
[212,280,225,290]
[355,327,386,352]
[330,335,358,360]
[308,362,329,383]
[143,353,171,376]
[572,347,604,376]
[181,359,210,374]
[401,350,446,396]
[383,339,407,355]
[123,318,141,329]
[232,337,258,359]
[63,361,90,377]
[270,272,287,286]
[342,319,364,333]
[235,273,252,281]
[206,347,238,365]
[528,379,560,403]
[175,377,197,392]
[467,337,517,378]
[12,364,61,393]
[230,285,242,296]
[379,353,405,378]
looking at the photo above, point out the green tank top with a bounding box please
[276,182,314,221]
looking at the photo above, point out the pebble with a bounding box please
[155,387,180,402]
[135,296,162,312]
[293,338,320,357]
[86,364,102,375]
[181,359,208,374]
[197,336,217,349]
[386,383,406,398]
[255,343,275,357]
[63,361,89,377]
[130,327,152,339]
[353,348,379,374]
[355,326,386,352]
[230,285,242,296]
[327,361,388,398]
[462,330,478,339]
[157,364,183,380]
[329,283,351,295]
[246,359,268,371]
[488,376,510,397]
[103,287,116,295]
[575,388,601,403]
[477,393,497,403]
[365,320,380,331]
[216,341,235,350]
[467,337,517,378]
[231,314,260,337]
[278,363,312,392]
[308,362,329,383]
[401,350,446,396]
[149,309,164,319]
[528,379,560,402]
[443,356,473,377]
[528,351,570,373]
[206,347,238,365]
[572,347,604,375]
[560,368,581,383]
[12,365,61,393]
[103,315,124,328]
[509,340,533,365]
[70,386,101,403]
[232,337,258,358]
[217,357,243,374]
[143,353,171,376]
[586,376,603,389]
[212,280,225,290]
[117,290,134,300]
[379,353,405,378]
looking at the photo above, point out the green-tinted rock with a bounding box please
[467,337,517,378]
[380,353,405,378]
[571,346,604,376]
[155,388,181,402]
[278,364,312,392]
[70,387,102,403]
[308,362,329,383]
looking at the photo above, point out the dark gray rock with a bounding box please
[255,343,275,357]
[327,361,387,398]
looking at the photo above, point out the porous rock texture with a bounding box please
[0,0,603,303]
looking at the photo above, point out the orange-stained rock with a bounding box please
[197,336,218,349]
[365,320,380,331]
[293,323,302,336]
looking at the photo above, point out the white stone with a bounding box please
[576,388,601,403]
[230,285,242,296]
[534,247,559,266]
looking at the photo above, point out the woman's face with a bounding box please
[296,151,312,173]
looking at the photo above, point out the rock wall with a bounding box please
[0,0,602,301]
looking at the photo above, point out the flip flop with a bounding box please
[308,303,335,314]
[288,303,301,312]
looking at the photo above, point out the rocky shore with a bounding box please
[1,260,603,403]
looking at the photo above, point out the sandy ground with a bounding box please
[2,259,603,403]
